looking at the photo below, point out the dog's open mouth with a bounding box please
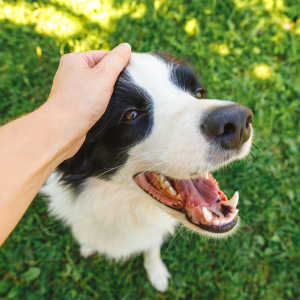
[134,172,239,233]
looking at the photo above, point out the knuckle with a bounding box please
[59,54,70,65]
[60,52,77,63]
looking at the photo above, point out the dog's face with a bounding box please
[59,52,253,238]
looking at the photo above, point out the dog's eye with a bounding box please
[194,88,207,99]
[124,110,141,120]
[195,91,202,98]
[195,88,205,98]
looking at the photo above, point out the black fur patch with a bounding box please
[152,52,207,97]
[57,70,153,194]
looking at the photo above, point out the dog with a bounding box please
[40,52,253,292]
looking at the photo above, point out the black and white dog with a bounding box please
[41,52,253,292]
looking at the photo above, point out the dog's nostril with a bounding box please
[221,123,236,137]
[246,115,253,129]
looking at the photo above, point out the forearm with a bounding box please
[0,101,79,245]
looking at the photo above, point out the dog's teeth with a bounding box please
[176,194,183,201]
[202,207,212,222]
[212,219,220,226]
[204,172,209,180]
[158,175,171,189]
[219,219,226,225]
[158,175,166,184]
[167,187,177,196]
[162,180,171,189]
[152,172,159,178]
[230,209,239,217]
[224,191,239,208]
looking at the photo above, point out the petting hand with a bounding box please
[0,43,131,245]
[44,43,131,160]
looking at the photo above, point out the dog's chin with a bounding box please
[133,171,240,238]
[153,203,240,239]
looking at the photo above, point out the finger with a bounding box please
[81,50,109,68]
[94,43,131,85]
[59,50,109,69]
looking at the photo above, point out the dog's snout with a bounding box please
[201,105,253,149]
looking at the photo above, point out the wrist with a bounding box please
[36,99,86,166]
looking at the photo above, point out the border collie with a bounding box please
[41,52,253,292]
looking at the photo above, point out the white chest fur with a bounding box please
[41,172,178,260]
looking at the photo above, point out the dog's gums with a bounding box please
[134,172,239,233]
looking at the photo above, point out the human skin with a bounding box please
[0,43,131,246]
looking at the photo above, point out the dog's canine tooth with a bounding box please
[202,207,212,222]
[224,191,239,208]
[204,172,209,180]
[166,187,177,196]
[176,194,183,201]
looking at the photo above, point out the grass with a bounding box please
[0,0,300,299]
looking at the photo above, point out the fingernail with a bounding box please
[118,43,131,52]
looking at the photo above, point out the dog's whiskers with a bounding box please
[138,161,168,176]
[95,153,165,179]
[164,226,189,256]
[251,141,265,156]
[163,224,185,256]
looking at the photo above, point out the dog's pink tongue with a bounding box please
[176,177,219,206]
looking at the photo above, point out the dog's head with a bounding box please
[58,52,253,238]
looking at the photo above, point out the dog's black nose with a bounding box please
[202,105,253,149]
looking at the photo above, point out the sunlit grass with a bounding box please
[217,44,230,56]
[234,0,284,10]
[184,18,198,35]
[0,3,31,25]
[0,0,151,53]
[0,0,147,41]
[210,43,231,56]
[36,46,42,56]
[154,0,163,10]
[0,2,81,37]
[263,0,284,11]
[35,6,83,37]
[253,64,272,80]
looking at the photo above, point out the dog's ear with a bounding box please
[57,116,112,183]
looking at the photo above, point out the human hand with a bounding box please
[43,43,131,160]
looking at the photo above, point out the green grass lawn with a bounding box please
[1,0,300,299]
